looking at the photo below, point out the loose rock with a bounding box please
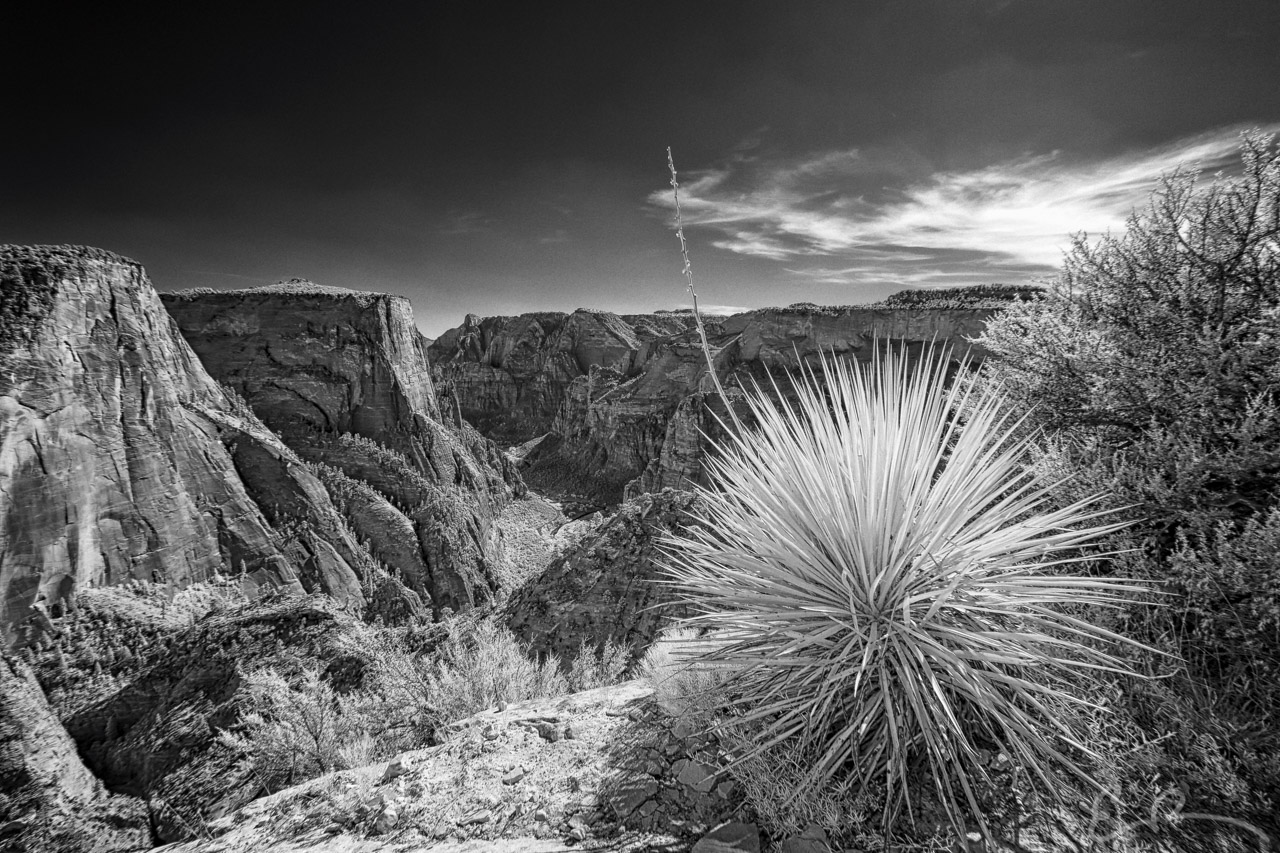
[692,821,761,853]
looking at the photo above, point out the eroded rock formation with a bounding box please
[0,653,150,852]
[432,297,1015,504]
[61,596,373,844]
[163,282,522,612]
[0,246,390,646]
[429,309,696,444]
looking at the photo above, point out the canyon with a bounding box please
[0,244,1032,851]
[429,293,1020,505]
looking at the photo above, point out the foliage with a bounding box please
[636,626,733,725]
[874,283,1044,310]
[564,636,630,693]
[977,131,1280,454]
[1169,509,1280,668]
[358,615,626,741]
[977,129,1280,842]
[417,618,566,724]
[217,666,376,793]
[657,343,1153,838]
[167,278,385,305]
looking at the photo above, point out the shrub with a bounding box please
[423,619,566,722]
[977,131,1280,839]
[217,666,374,792]
[1170,509,1280,671]
[564,637,630,693]
[360,617,568,737]
[657,344,1154,839]
[636,626,734,724]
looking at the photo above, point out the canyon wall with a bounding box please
[0,246,399,646]
[163,281,522,613]
[431,299,1010,503]
[429,309,695,444]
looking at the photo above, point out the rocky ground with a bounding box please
[155,680,842,853]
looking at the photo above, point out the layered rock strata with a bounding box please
[432,300,1004,504]
[0,246,391,646]
[429,309,696,444]
[163,283,521,612]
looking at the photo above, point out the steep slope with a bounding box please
[163,282,522,612]
[58,596,373,844]
[0,246,398,647]
[0,653,150,852]
[505,489,702,662]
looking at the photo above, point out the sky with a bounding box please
[5,1,1280,336]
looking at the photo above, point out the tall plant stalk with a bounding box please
[667,147,740,430]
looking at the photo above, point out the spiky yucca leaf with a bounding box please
[658,344,1156,837]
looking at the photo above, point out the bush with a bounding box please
[217,666,375,792]
[358,616,579,739]
[413,619,566,723]
[977,129,1280,843]
[564,637,630,693]
[1170,509,1280,671]
[636,626,734,724]
[657,344,1153,839]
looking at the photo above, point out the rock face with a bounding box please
[0,653,150,852]
[163,282,522,613]
[429,309,696,444]
[505,489,702,662]
[0,246,391,646]
[432,298,1012,504]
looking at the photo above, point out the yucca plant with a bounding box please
[657,343,1158,840]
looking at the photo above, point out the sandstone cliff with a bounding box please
[429,309,695,444]
[0,246,397,646]
[431,298,1010,504]
[164,282,522,612]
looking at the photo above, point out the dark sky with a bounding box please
[5,1,1280,335]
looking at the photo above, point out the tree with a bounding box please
[978,130,1280,838]
[980,130,1280,543]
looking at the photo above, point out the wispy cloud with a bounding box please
[538,228,571,244]
[438,210,494,236]
[651,125,1280,287]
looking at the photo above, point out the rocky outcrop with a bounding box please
[504,489,702,662]
[0,246,395,646]
[0,653,150,852]
[433,295,1026,505]
[429,309,695,444]
[164,283,523,612]
[59,596,374,843]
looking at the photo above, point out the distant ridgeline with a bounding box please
[429,284,1037,505]
[763,283,1046,316]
